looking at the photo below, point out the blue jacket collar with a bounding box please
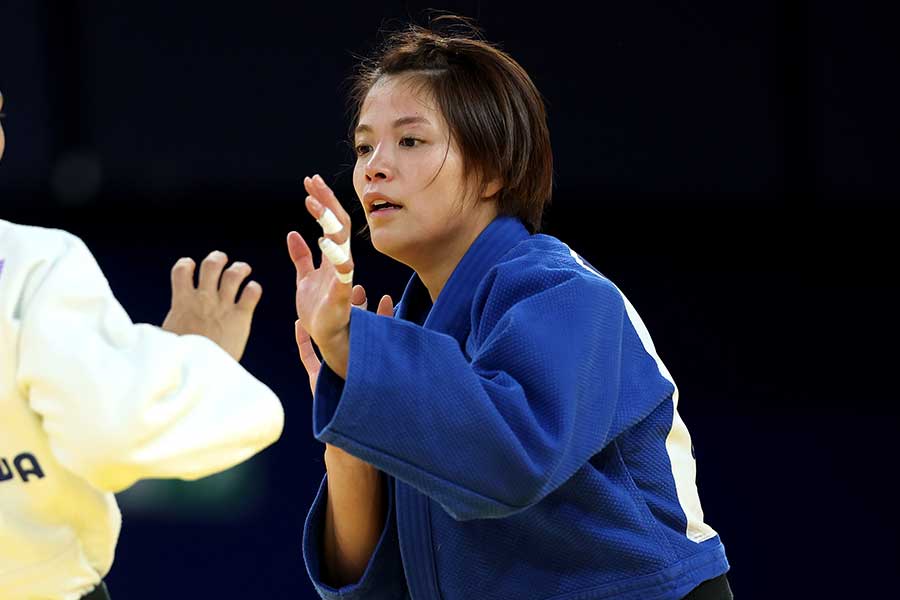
[395,216,531,341]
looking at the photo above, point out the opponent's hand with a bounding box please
[287,174,356,376]
[161,250,262,361]
[296,284,394,395]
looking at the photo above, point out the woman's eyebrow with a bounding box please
[355,116,432,135]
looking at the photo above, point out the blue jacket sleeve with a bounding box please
[313,265,674,521]
[303,474,408,599]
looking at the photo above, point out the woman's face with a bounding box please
[352,75,495,267]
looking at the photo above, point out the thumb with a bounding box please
[376,294,394,317]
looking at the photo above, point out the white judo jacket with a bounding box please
[0,220,284,599]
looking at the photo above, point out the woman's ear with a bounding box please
[482,177,503,200]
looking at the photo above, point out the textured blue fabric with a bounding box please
[304,216,729,600]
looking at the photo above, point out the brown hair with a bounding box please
[348,14,553,233]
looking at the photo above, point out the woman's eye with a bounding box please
[399,137,421,148]
[355,144,372,156]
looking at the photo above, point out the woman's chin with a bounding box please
[370,233,398,257]
[370,231,413,264]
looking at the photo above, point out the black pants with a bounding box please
[682,573,732,599]
[82,581,111,600]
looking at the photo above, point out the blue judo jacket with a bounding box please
[303,216,729,600]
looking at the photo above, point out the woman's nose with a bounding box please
[364,145,393,182]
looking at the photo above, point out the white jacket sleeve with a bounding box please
[15,232,284,493]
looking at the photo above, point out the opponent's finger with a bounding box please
[295,319,321,392]
[351,284,368,310]
[376,294,394,317]
[170,257,196,297]
[219,261,251,303]
[287,231,315,279]
[237,281,263,314]
[198,250,229,292]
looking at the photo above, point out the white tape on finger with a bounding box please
[317,207,343,235]
[319,237,350,265]
[319,238,354,283]
[317,206,351,259]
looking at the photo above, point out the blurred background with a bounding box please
[2,0,897,597]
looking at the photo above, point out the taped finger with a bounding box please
[317,207,343,235]
[319,237,350,265]
[318,238,354,284]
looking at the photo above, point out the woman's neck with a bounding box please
[413,208,499,303]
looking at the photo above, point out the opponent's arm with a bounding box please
[17,234,283,492]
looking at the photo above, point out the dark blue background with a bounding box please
[3,1,898,597]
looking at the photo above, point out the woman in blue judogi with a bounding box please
[289,16,732,600]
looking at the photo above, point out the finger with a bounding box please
[376,294,394,317]
[325,261,354,307]
[237,280,263,313]
[287,231,315,279]
[305,195,351,266]
[170,257,196,297]
[198,250,229,292]
[309,174,345,215]
[306,195,342,235]
[351,284,368,310]
[318,237,354,285]
[307,198,351,278]
[219,261,251,303]
[303,179,353,283]
[305,175,351,245]
[295,319,321,392]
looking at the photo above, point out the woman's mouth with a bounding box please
[369,200,402,214]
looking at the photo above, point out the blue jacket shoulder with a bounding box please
[471,234,621,337]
